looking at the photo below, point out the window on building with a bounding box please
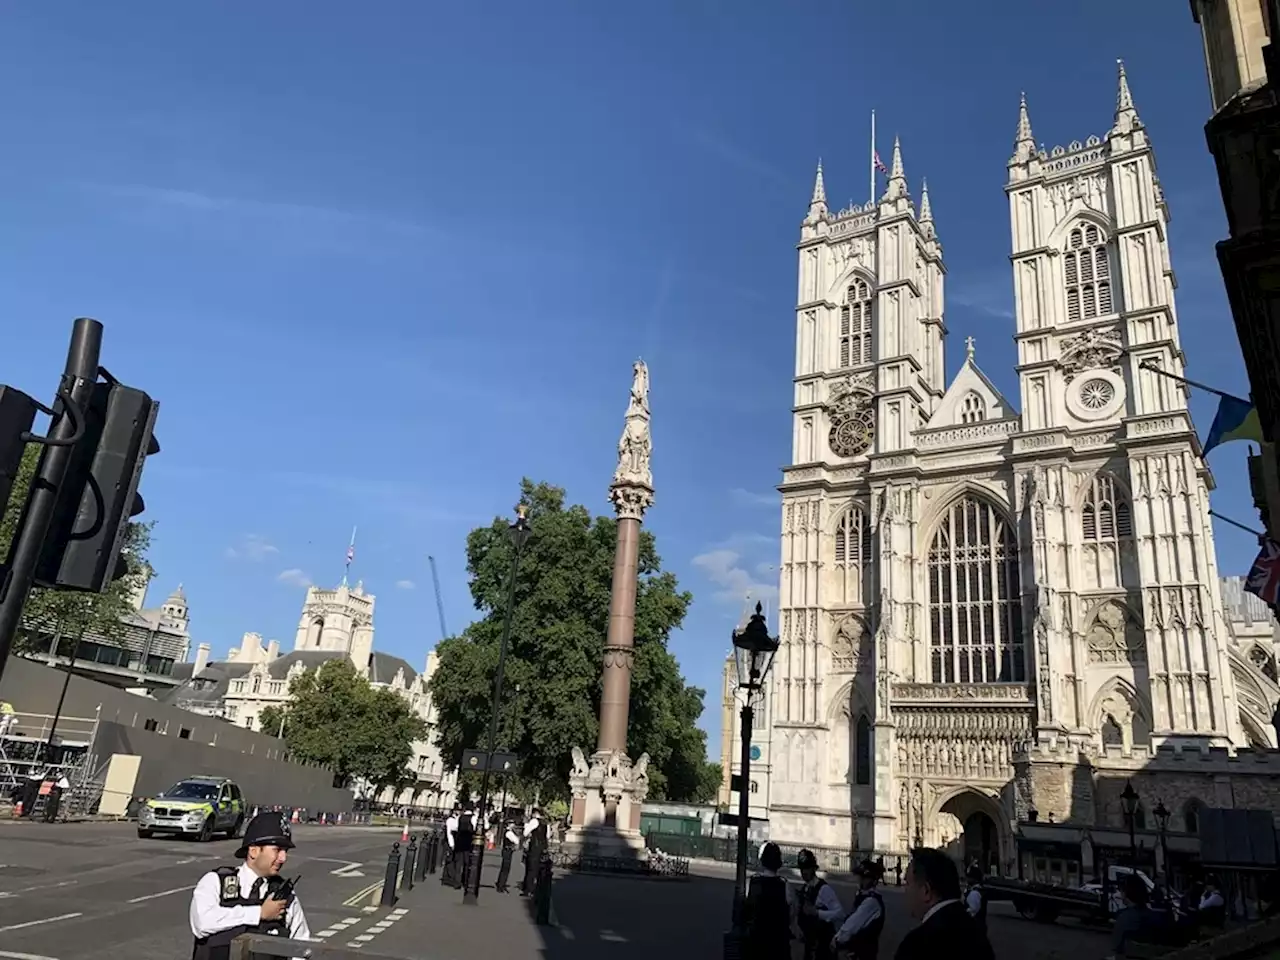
[1081,472,1134,542]
[834,506,873,566]
[1063,223,1113,322]
[960,393,986,424]
[839,279,873,368]
[143,718,159,732]
[178,727,192,740]
[854,715,872,785]
[927,495,1025,683]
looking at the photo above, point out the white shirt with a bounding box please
[834,891,882,944]
[505,827,520,846]
[921,897,961,924]
[56,776,71,790]
[966,888,983,916]
[524,817,540,838]
[189,864,310,942]
[1200,890,1225,911]
[445,814,459,850]
[802,880,844,924]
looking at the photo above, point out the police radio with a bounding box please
[271,874,301,903]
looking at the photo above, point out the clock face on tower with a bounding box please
[829,388,877,458]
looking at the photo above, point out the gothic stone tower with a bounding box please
[770,64,1245,862]
[292,580,376,672]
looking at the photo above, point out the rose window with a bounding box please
[1079,377,1115,411]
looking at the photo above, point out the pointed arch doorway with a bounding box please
[937,789,1005,874]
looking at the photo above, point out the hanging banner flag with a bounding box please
[1204,394,1264,454]
[1244,538,1280,605]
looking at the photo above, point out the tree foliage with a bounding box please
[0,444,155,650]
[428,479,713,803]
[262,659,427,792]
[694,762,723,805]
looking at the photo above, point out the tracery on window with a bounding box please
[926,496,1025,683]
[1063,223,1114,323]
[1086,602,1146,665]
[831,616,871,672]
[1082,472,1133,542]
[960,393,986,424]
[834,507,873,566]
[1250,645,1278,682]
[840,280,873,368]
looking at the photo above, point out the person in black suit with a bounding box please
[742,842,791,960]
[895,848,994,960]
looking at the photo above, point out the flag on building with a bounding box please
[874,151,889,175]
[1244,538,1280,605]
[346,544,355,565]
[1204,394,1263,454]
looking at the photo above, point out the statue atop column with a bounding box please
[610,360,654,519]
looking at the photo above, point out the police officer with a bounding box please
[189,811,310,960]
[964,865,988,938]
[795,848,843,960]
[831,859,885,959]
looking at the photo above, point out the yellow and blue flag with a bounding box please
[1204,394,1263,454]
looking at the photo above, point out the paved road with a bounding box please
[0,821,1114,959]
[0,819,412,960]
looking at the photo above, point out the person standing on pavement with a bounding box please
[795,848,843,960]
[743,841,791,960]
[441,805,460,887]
[189,811,310,960]
[964,865,988,938]
[495,819,520,893]
[894,848,992,960]
[831,858,885,959]
[520,807,547,897]
[451,802,477,890]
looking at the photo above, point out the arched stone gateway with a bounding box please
[934,788,1009,873]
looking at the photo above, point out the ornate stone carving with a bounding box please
[828,378,876,458]
[571,745,590,779]
[892,683,1033,703]
[831,616,870,672]
[1086,601,1146,665]
[916,419,1020,449]
[875,589,893,715]
[894,706,1033,781]
[1034,583,1054,724]
[610,360,654,519]
[1060,327,1123,383]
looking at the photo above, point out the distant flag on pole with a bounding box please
[342,526,357,584]
[1244,538,1280,606]
[874,152,889,175]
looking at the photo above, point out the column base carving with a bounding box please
[564,746,650,859]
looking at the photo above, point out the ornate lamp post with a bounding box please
[1120,780,1140,866]
[1153,800,1171,887]
[463,504,532,905]
[726,603,779,944]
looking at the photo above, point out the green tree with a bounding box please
[262,659,427,790]
[0,445,155,651]
[428,479,714,803]
[693,762,723,805]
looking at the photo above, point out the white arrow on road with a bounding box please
[310,857,366,878]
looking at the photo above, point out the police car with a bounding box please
[137,776,246,841]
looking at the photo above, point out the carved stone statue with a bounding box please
[571,745,590,780]
[628,359,650,416]
[632,752,649,785]
[612,360,654,492]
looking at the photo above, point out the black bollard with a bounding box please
[403,836,417,891]
[380,842,401,907]
[534,854,554,925]
[429,831,441,874]
[416,832,429,882]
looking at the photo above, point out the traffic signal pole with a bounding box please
[0,318,103,687]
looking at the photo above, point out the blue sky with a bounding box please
[0,2,1255,757]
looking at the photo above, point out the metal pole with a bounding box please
[45,625,86,764]
[0,318,102,687]
[1128,816,1137,866]
[732,699,754,928]
[463,540,522,905]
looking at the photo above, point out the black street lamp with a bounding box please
[1120,780,1140,866]
[463,504,532,906]
[727,602,779,941]
[1153,800,1171,886]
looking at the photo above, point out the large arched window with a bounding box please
[854,715,872,785]
[927,496,1025,683]
[833,506,874,606]
[1064,223,1113,322]
[839,280,873,368]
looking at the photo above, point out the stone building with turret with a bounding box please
[162,579,456,810]
[754,63,1280,868]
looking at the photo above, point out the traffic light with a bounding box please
[35,380,159,592]
[0,386,38,523]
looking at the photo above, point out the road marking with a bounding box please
[0,951,64,960]
[127,885,194,903]
[342,881,381,906]
[600,929,627,942]
[0,914,83,933]
[310,857,367,877]
[345,907,407,948]
[315,917,361,940]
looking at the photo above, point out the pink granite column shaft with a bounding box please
[596,516,640,754]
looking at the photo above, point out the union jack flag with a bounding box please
[1245,538,1280,605]
[874,151,889,175]
[346,544,355,566]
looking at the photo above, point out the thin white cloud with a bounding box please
[225,534,279,562]
[692,532,780,610]
[950,278,1015,320]
[395,580,416,591]
[277,569,313,588]
[678,124,794,191]
[729,488,777,509]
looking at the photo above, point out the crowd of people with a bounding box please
[740,844,994,960]
[438,801,550,897]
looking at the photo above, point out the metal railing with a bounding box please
[231,934,402,959]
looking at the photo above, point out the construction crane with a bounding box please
[427,555,449,642]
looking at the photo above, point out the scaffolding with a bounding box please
[0,705,102,819]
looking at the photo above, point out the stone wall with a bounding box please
[1014,739,1280,830]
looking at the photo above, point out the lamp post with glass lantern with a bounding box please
[1120,781,1140,866]
[1153,800,1171,887]
[462,504,532,906]
[727,602,779,936]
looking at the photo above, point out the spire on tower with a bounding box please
[1011,92,1037,164]
[919,178,933,223]
[881,136,908,202]
[1110,59,1142,136]
[804,157,828,223]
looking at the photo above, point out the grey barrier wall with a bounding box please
[0,656,353,812]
